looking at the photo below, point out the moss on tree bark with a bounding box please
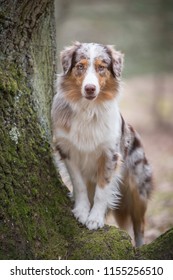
[0,0,172,260]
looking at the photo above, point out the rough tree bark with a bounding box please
[0,0,173,260]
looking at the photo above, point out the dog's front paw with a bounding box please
[86,210,104,230]
[72,202,90,225]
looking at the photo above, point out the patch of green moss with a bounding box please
[68,226,134,260]
[136,228,173,260]
[0,65,21,94]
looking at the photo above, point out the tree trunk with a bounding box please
[0,0,173,260]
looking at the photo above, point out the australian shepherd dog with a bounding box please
[51,42,153,247]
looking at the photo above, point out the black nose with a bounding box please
[84,84,96,95]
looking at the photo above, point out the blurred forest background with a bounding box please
[54,0,173,244]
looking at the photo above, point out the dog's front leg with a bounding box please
[86,150,122,230]
[65,159,91,225]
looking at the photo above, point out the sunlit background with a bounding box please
[55,0,173,243]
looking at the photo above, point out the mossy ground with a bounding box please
[69,226,134,260]
[137,228,173,260]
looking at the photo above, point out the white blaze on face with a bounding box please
[81,44,100,97]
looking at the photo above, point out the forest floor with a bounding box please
[119,74,173,244]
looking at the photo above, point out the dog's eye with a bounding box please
[77,64,84,71]
[98,65,105,72]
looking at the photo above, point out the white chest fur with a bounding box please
[67,99,121,153]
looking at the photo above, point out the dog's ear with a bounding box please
[60,42,81,74]
[106,45,124,79]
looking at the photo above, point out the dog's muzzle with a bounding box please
[84,84,96,100]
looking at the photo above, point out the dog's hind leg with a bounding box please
[126,127,154,246]
[129,184,147,247]
[113,181,145,247]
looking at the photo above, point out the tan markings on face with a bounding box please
[95,59,108,77]
[98,76,119,102]
[94,58,119,102]
[61,73,82,103]
[73,59,88,84]
[61,59,89,103]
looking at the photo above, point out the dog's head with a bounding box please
[60,42,124,103]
